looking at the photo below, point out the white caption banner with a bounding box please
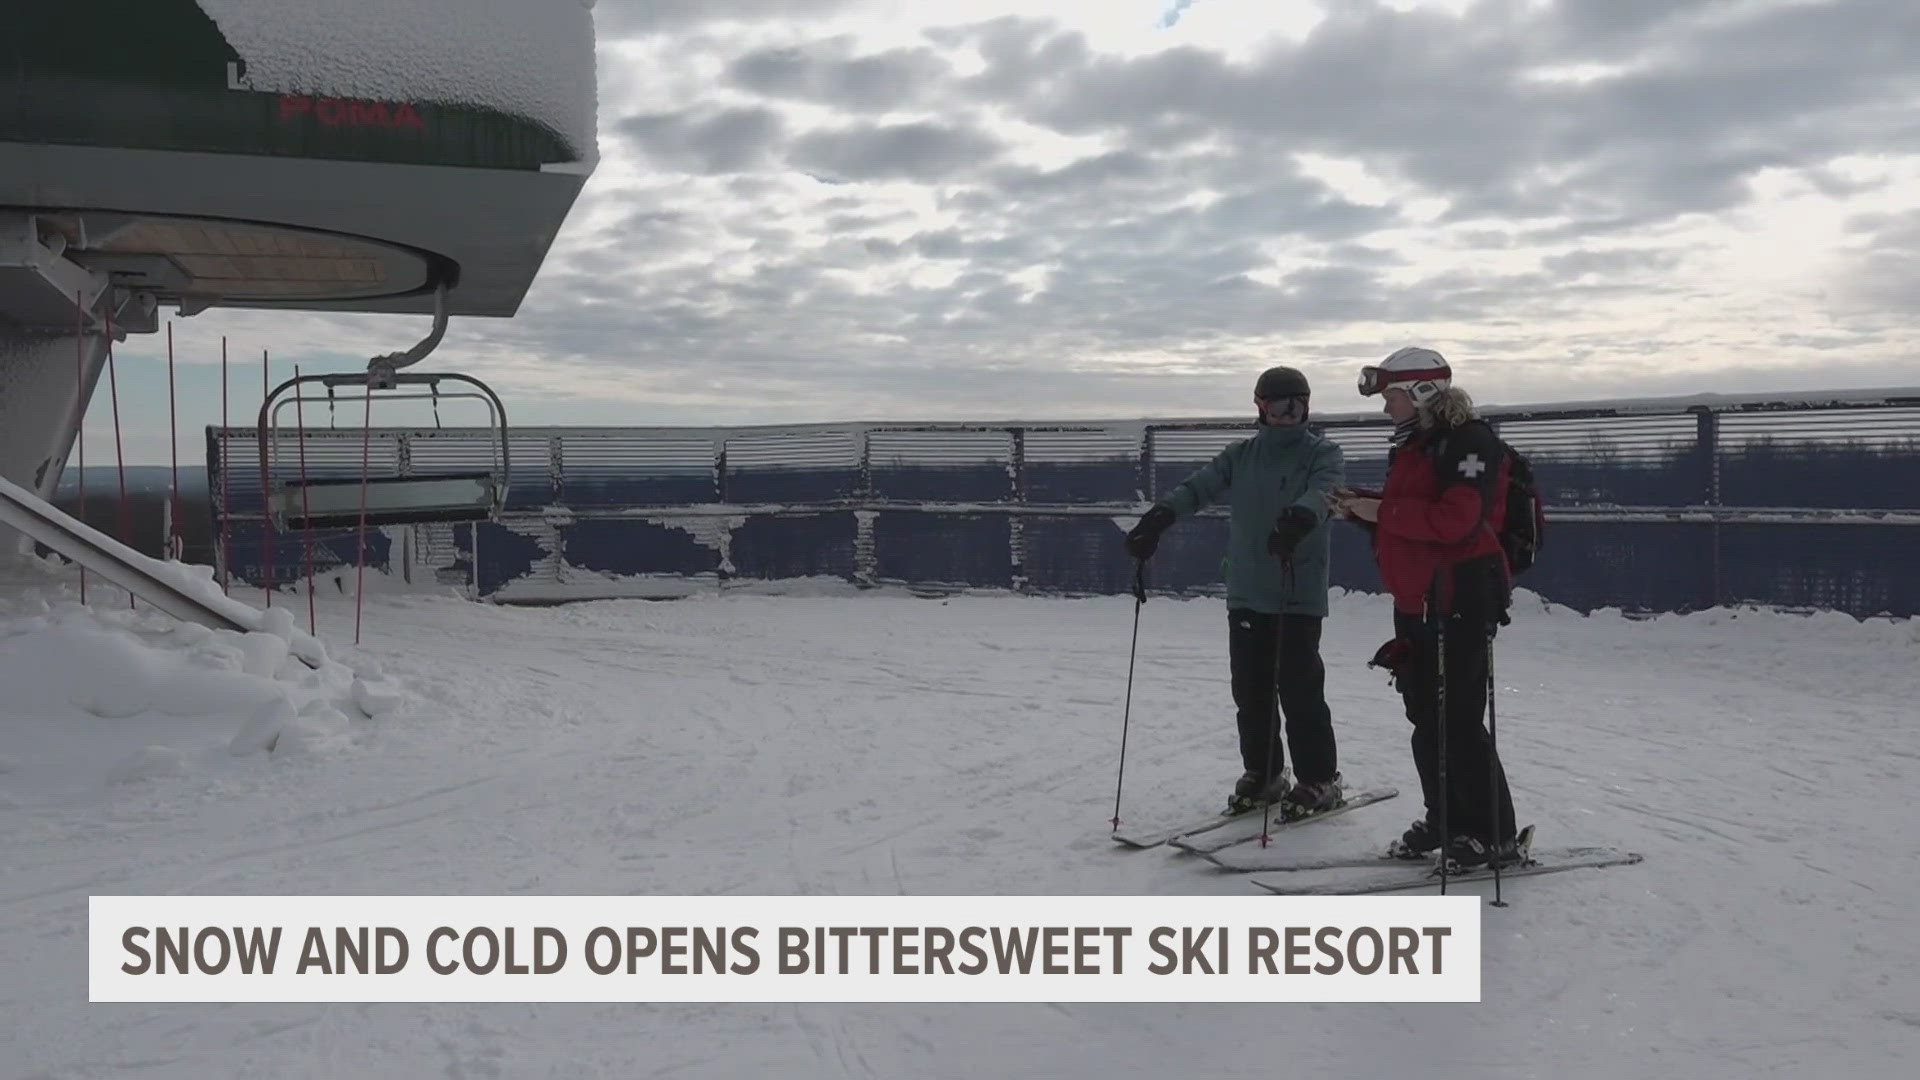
[91,895,1480,1003]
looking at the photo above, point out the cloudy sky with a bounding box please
[111,0,1920,461]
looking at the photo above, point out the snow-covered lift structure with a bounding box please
[0,0,597,611]
[0,0,598,500]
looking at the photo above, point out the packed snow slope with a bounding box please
[2,554,1916,1078]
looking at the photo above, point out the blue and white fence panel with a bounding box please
[207,388,1920,616]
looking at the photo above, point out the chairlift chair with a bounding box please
[256,369,511,532]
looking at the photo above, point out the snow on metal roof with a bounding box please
[197,0,598,165]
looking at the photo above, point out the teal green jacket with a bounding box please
[1158,424,1346,616]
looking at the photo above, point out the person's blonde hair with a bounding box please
[1419,386,1477,428]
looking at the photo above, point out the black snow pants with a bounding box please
[1227,610,1338,786]
[1391,610,1516,844]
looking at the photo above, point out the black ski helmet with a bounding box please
[1255,366,1311,425]
[1255,366,1311,400]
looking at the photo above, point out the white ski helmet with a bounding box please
[1359,346,1452,406]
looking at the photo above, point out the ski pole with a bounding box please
[1259,558,1297,846]
[1487,624,1506,907]
[1111,559,1149,832]
[1436,611,1449,895]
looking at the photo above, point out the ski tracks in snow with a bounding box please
[5,590,1917,1077]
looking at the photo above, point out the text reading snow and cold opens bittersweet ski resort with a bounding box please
[90,896,1482,1003]
[117,922,1455,978]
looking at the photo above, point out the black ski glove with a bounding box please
[1124,505,1176,560]
[1265,504,1319,558]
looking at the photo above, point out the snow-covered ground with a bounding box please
[3,552,1917,1078]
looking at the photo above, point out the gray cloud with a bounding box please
[986,150,1160,196]
[593,0,858,36]
[602,208,702,249]
[727,39,949,111]
[788,121,1003,181]
[616,106,786,173]
[1323,243,1407,267]
[1538,0,1713,59]
[1838,209,1920,312]
[829,210,908,233]
[940,0,1920,229]
[1540,247,1684,277]
[1201,182,1397,240]
[939,16,1096,104]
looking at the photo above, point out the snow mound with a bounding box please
[0,553,422,801]
[107,745,190,785]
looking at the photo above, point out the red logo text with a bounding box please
[278,96,427,131]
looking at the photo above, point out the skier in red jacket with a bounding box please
[1328,347,1521,868]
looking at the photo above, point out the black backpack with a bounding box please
[1437,421,1545,575]
[1497,441,1545,575]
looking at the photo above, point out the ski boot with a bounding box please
[1437,825,1536,874]
[1497,824,1537,868]
[1386,816,1443,860]
[1225,767,1292,816]
[1439,835,1494,872]
[1280,771,1345,820]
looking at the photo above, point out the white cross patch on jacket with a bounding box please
[1458,452,1486,478]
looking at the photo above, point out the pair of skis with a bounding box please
[1111,787,1401,853]
[1251,846,1644,895]
[1244,823,1642,896]
[1115,794,1642,896]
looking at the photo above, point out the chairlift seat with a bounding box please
[272,471,499,530]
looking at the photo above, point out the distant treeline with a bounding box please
[55,466,209,498]
[43,466,209,561]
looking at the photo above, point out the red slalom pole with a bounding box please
[262,348,273,607]
[167,322,180,559]
[104,307,132,609]
[353,391,373,645]
[220,336,231,592]
[74,290,88,603]
[294,365,317,637]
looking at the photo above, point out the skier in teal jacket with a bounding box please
[1124,367,1348,816]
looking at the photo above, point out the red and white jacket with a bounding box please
[1374,419,1511,616]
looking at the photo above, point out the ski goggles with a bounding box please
[1358,363,1450,396]
[1257,394,1307,421]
